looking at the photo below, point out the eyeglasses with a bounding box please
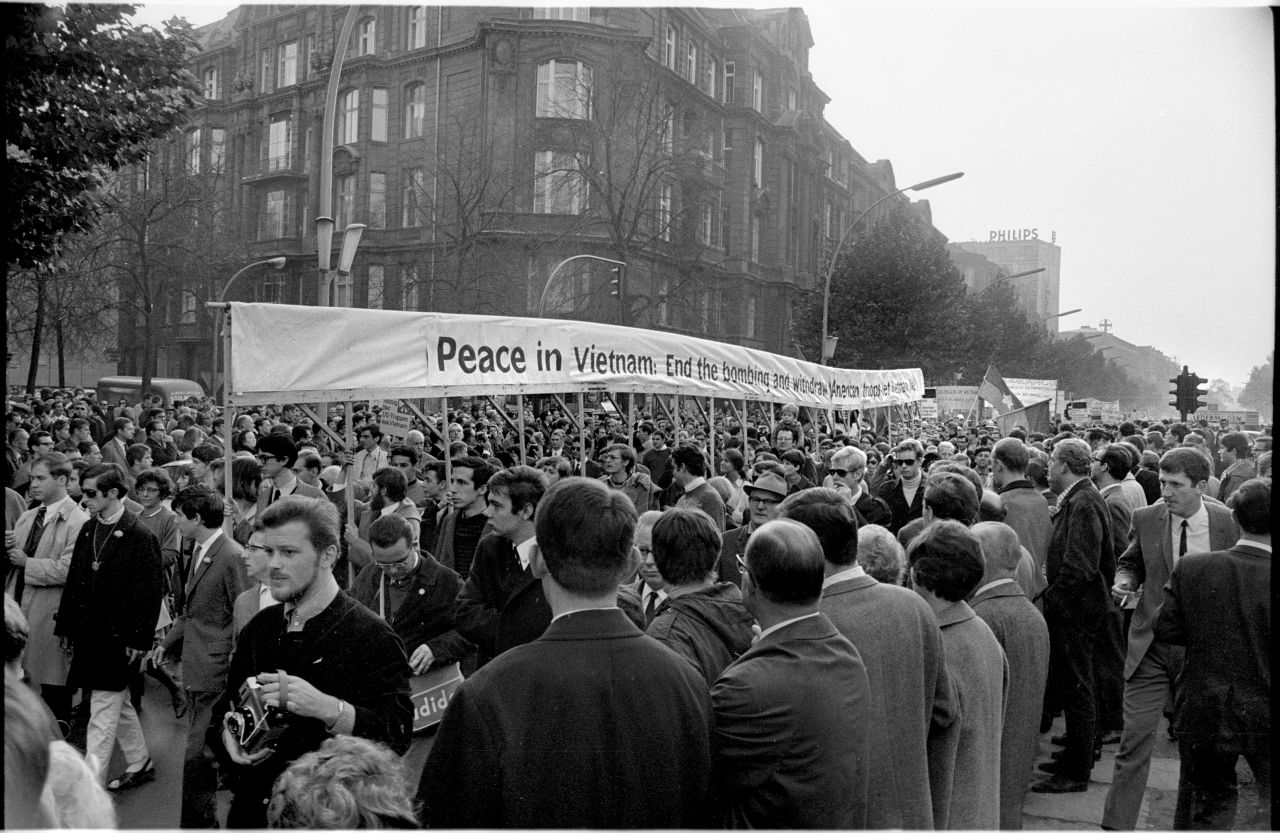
[748,495,781,506]
[374,552,413,569]
[894,458,918,466]
[81,488,99,498]
[256,453,279,462]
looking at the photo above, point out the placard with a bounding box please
[409,662,464,732]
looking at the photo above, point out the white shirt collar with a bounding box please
[973,577,1016,597]
[196,527,224,553]
[1178,501,1210,530]
[98,504,126,525]
[822,564,866,588]
[1236,539,1272,553]
[550,605,617,625]
[683,476,707,494]
[515,536,537,572]
[43,494,76,517]
[757,611,821,642]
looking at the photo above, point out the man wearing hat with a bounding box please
[717,471,788,587]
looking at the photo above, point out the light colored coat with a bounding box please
[11,496,89,685]
[972,582,1051,830]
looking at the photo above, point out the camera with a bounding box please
[224,677,289,756]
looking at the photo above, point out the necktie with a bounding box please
[15,506,46,604]
[186,543,205,592]
[1178,520,1188,558]
[644,591,658,625]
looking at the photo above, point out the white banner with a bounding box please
[227,304,925,409]
[369,399,416,441]
[918,399,939,421]
[933,386,979,415]
[1005,377,1057,405]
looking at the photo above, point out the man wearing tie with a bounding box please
[1100,448,1237,830]
[159,485,248,828]
[255,435,325,513]
[633,510,667,626]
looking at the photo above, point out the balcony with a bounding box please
[241,153,309,183]
[677,150,726,189]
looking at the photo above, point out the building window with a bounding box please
[536,59,592,120]
[210,128,226,173]
[367,265,384,309]
[723,61,735,104]
[401,264,420,310]
[745,294,757,338]
[686,40,698,84]
[256,273,284,303]
[534,7,589,21]
[752,69,763,111]
[334,270,353,307]
[657,182,673,241]
[369,172,387,227]
[336,173,355,227]
[407,6,427,49]
[533,150,585,215]
[750,213,760,262]
[266,115,290,170]
[261,189,288,239]
[404,83,426,138]
[697,289,712,332]
[752,136,764,188]
[662,108,675,154]
[260,48,272,94]
[700,202,714,246]
[658,277,670,325]
[723,128,733,172]
[824,201,833,238]
[664,26,677,70]
[184,127,201,173]
[371,87,388,141]
[305,34,317,79]
[705,56,717,98]
[338,89,359,143]
[721,206,730,255]
[203,66,220,99]
[402,167,425,226]
[179,290,198,323]
[277,40,297,88]
[787,87,797,111]
[357,17,376,55]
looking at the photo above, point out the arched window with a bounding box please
[535,59,592,119]
[404,83,426,139]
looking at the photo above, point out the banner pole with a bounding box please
[221,306,234,536]
[517,394,526,464]
[708,396,716,463]
[578,392,587,475]
[344,399,355,587]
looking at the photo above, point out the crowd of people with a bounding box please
[4,383,1272,830]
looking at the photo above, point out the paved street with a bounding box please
[104,677,1264,829]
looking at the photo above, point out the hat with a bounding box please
[743,472,788,501]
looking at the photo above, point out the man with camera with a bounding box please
[211,496,412,829]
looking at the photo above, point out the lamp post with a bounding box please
[536,254,628,319]
[1038,307,1082,324]
[210,257,286,397]
[820,171,964,364]
[315,220,366,306]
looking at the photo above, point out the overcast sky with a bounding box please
[130,2,1275,386]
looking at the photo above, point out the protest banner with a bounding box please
[226,304,925,409]
[1005,377,1057,405]
[369,399,415,441]
[409,663,464,732]
[933,386,979,416]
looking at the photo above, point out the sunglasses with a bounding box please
[894,458,918,466]
[82,488,99,498]
[828,468,848,478]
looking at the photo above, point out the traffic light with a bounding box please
[608,265,623,297]
[1170,366,1209,419]
[1169,373,1183,412]
[1189,372,1208,414]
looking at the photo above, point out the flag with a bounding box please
[995,399,1052,436]
[977,365,1024,415]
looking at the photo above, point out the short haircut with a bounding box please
[720,447,746,476]
[1098,445,1132,481]
[486,465,547,516]
[743,519,826,605]
[267,735,417,830]
[420,460,446,483]
[603,443,636,472]
[369,513,415,550]
[450,455,496,488]
[1053,438,1093,476]
[856,524,906,585]
[296,449,322,473]
[992,437,1029,473]
[81,463,128,500]
[146,419,166,434]
[192,443,222,466]
[113,417,133,434]
[830,445,867,472]
[906,520,985,602]
[171,485,225,528]
[126,442,152,467]
[1085,427,1111,445]
[1220,431,1251,458]
[133,466,174,499]
[371,467,408,502]
[1231,478,1269,535]
[671,444,706,477]
[971,521,1023,573]
[32,451,72,481]
[260,495,340,555]
[779,448,807,468]
[1158,447,1210,485]
[893,439,923,460]
[924,471,980,525]
[777,487,859,566]
[773,423,798,444]
[651,508,722,585]
[535,478,637,595]
[357,423,383,440]
[389,444,420,466]
[257,433,298,466]
[978,490,1006,523]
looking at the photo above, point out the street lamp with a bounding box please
[1038,307,1082,324]
[536,254,628,319]
[210,257,286,396]
[315,220,366,306]
[820,171,964,364]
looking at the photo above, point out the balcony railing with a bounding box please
[242,153,307,181]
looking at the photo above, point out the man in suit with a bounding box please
[1154,477,1269,830]
[5,452,89,730]
[54,463,164,788]
[98,418,136,471]
[992,437,1051,602]
[828,445,892,526]
[143,420,177,466]
[712,517,870,828]
[633,510,668,626]
[1091,444,1134,748]
[158,485,248,827]
[255,434,325,513]
[1101,447,1238,829]
[877,439,926,534]
[417,478,712,828]
[972,521,1051,829]
[716,471,786,587]
[1033,438,1114,793]
[778,487,955,828]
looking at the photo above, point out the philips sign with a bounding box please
[989,228,1039,242]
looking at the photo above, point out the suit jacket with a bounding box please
[1153,542,1269,747]
[998,480,1052,598]
[255,475,326,515]
[930,602,1008,831]
[417,608,713,828]
[162,531,248,691]
[877,477,924,533]
[11,496,89,686]
[716,523,752,587]
[820,574,957,829]
[712,613,870,829]
[454,533,550,668]
[853,488,893,527]
[99,436,130,471]
[146,438,177,466]
[350,552,471,670]
[1115,500,1236,678]
[55,510,164,691]
[1043,479,1112,622]
[1099,484,1132,584]
[972,581,1051,830]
